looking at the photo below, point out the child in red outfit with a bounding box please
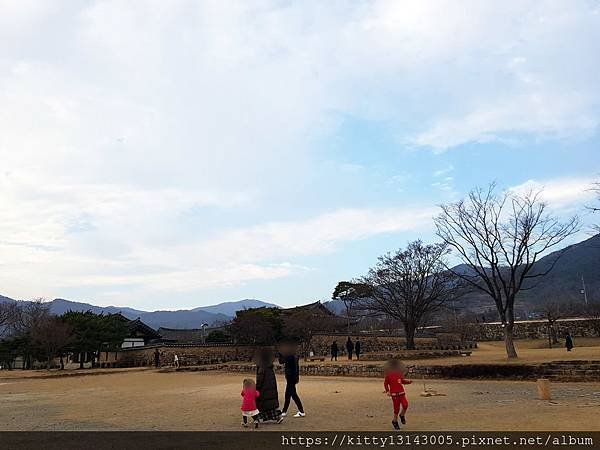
[241,378,260,428]
[383,359,412,429]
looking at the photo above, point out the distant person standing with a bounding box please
[153,349,160,368]
[346,337,354,360]
[565,331,574,352]
[278,342,305,418]
[330,341,339,361]
[173,354,180,368]
[355,339,361,360]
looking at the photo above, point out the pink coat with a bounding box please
[241,387,260,411]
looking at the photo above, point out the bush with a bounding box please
[206,330,230,343]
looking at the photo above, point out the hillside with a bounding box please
[520,233,600,305]
[0,297,276,329]
[193,299,279,316]
[325,234,600,315]
[452,233,600,313]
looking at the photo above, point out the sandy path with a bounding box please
[1,371,599,431]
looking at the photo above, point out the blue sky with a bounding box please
[0,1,599,309]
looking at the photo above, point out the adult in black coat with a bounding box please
[256,348,282,422]
[565,331,574,352]
[355,339,361,360]
[278,342,305,417]
[330,341,339,361]
[346,337,354,360]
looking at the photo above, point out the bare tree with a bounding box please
[589,180,600,232]
[542,302,561,348]
[10,299,51,336]
[332,281,370,335]
[0,302,19,338]
[588,181,600,212]
[439,309,480,342]
[30,316,74,369]
[357,240,458,350]
[434,184,579,358]
[282,308,339,356]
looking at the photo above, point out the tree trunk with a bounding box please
[345,303,352,336]
[504,324,518,359]
[404,322,416,350]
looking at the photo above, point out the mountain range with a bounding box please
[0,297,278,329]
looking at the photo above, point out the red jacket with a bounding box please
[241,387,260,411]
[384,371,412,395]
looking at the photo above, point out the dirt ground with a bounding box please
[1,370,600,431]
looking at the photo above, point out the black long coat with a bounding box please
[256,363,279,411]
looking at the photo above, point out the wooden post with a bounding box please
[537,378,551,400]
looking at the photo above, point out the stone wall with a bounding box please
[180,360,600,382]
[115,338,476,368]
[117,344,257,367]
[475,318,600,341]
[310,334,475,356]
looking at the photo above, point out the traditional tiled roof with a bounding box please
[282,301,335,316]
[157,327,206,343]
[110,313,161,339]
[128,318,162,339]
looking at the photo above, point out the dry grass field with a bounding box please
[1,369,600,431]
[1,339,598,431]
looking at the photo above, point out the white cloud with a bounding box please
[0,1,599,305]
[509,177,596,210]
[0,166,435,298]
[413,92,599,152]
[433,166,454,178]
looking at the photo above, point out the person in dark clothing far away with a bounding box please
[278,342,305,418]
[153,349,160,368]
[355,339,361,360]
[565,331,574,352]
[346,337,354,360]
[255,348,283,423]
[330,341,338,361]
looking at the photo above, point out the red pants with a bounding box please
[391,394,408,414]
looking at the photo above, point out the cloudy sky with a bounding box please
[1,1,599,309]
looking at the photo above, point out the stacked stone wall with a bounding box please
[117,344,257,367]
[474,318,599,341]
[179,360,600,381]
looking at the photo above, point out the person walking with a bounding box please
[173,354,180,369]
[153,349,160,368]
[355,339,361,360]
[565,331,574,352]
[256,348,283,423]
[346,337,354,360]
[278,342,305,418]
[330,341,339,361]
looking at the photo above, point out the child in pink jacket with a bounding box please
[241,378,261,428]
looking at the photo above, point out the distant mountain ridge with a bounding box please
[193,299,280,316]
[324,234,600,315]
[0,297,279,329]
